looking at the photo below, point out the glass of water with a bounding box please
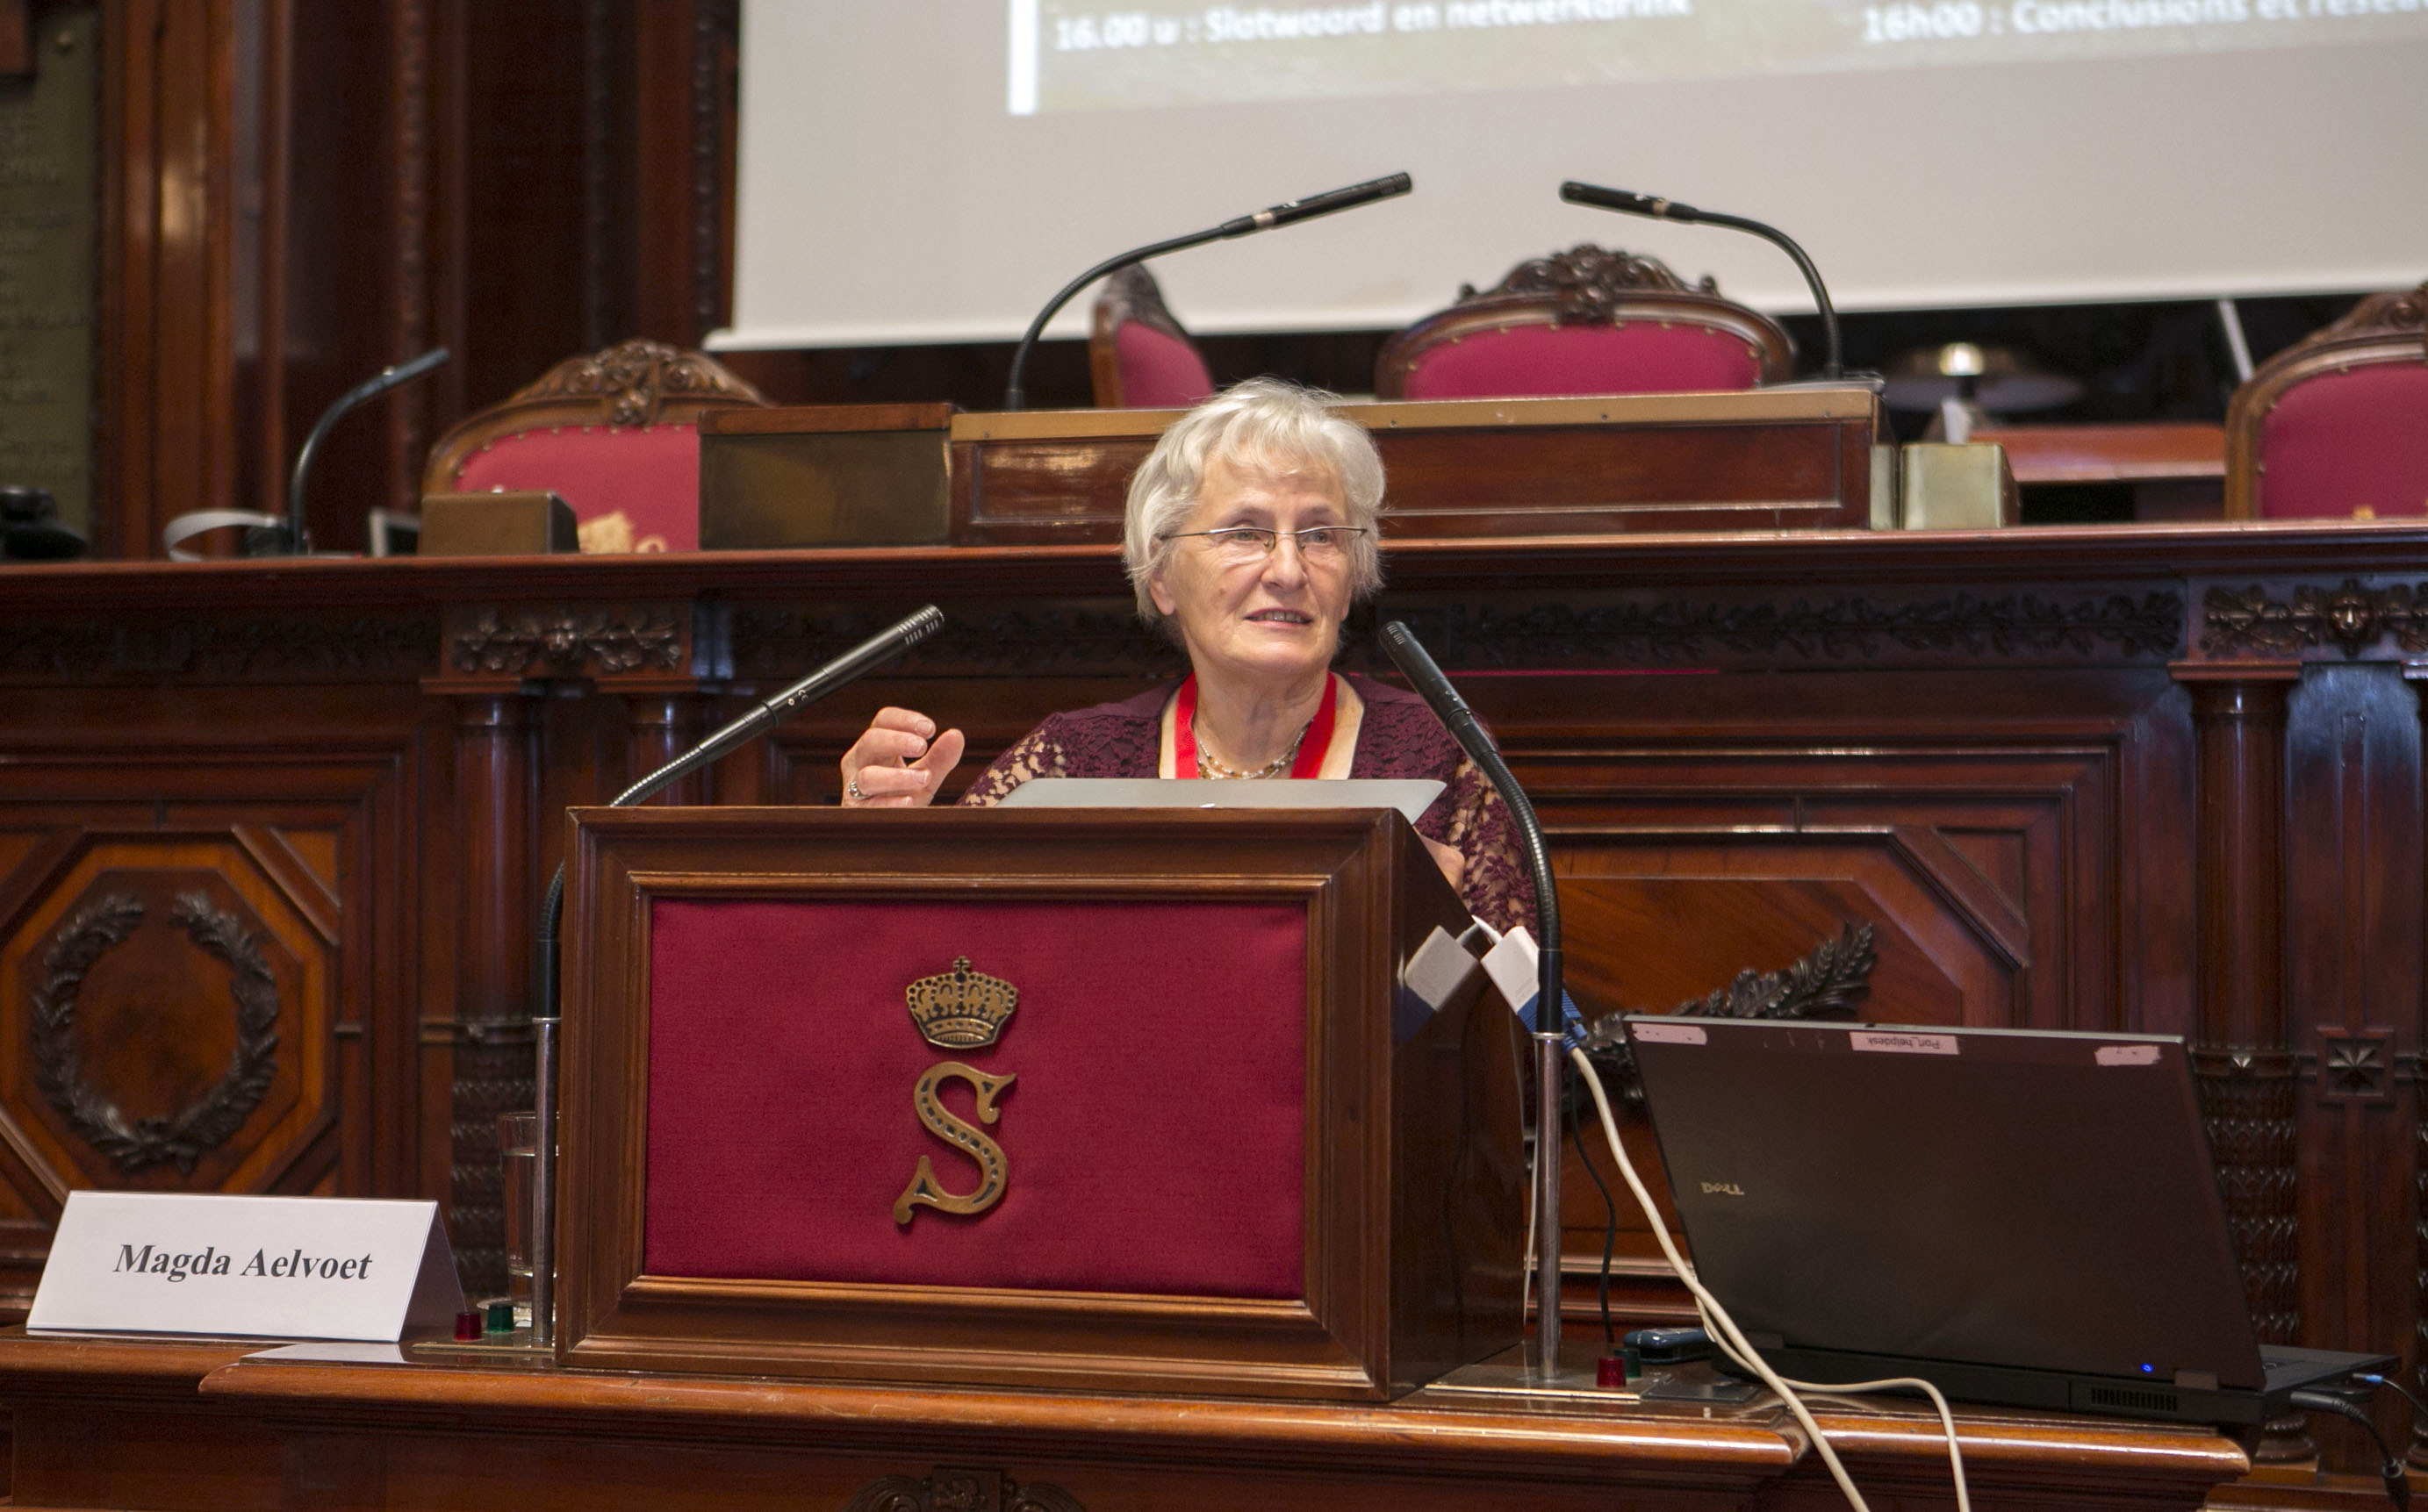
[497,1111,539,1329]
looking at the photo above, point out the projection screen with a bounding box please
[716,0,2428,350]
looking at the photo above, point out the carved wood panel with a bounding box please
[0,692,441,1309]
[2282,663,2424,1460]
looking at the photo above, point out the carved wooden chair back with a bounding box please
[1089,263,1216,409]
[2225,283,2428,520]
[1375,245,1794,401]
[421,339,770,552]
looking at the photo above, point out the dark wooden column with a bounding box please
[2279,664,2423,1466]
[2185,671,2308,1463]
[432,682,537,1298]
[622,686,712,806]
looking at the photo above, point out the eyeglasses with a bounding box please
[1160,526,1369,563]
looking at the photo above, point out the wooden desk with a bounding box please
[1973,423,2226,486]
[1972,422,2227,521]
[0,1332,2247,1510]
[2,522,2424,1496]
[700,391,1887,548]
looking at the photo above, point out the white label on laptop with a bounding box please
[2095,1043,2162,1066]
[1850,1029,1958,1055]
[27,1191,464,1342]
[1631,1021,1707,1046]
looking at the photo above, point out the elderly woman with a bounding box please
[839,377,1534,936]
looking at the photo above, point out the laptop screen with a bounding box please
[1624,1018,2266,1392]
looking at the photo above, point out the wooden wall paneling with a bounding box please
[2118,677,2201,1043]
[0,679,435,1311]
[2282,663,2424,1463]
[578,0,617,354]
[97,0,246,558]
[418,0,467,449]
[229,0,288,525]
[629,0,734,347]
[0,0,28,76]
[94,0,431,556]
[429,684,535,1297]
[621,687,710,806]
[381,0,433,522]
[452,0,593,416]
[1549,827,2021,1027]
[2184,671,2309,1463]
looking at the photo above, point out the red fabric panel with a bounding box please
[2257,364,2428,519]
[451,424,702,551]
[643,898,1307,1298]
[1401,321,1763,399]
[1115,320,1215,408]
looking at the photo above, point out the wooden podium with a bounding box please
[556,806,1526,1401]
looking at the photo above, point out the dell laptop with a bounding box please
[1622,1017,2389,1425]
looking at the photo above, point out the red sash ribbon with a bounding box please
[1174,673,1340,780]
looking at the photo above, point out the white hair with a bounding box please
[1120,377,1386,627]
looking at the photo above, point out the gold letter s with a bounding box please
[893,1062,1014,1227]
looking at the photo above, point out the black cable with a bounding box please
[1566,1094,1616,1346]
[2290,1388,2410,1512]
[2359,1372,2428,1436]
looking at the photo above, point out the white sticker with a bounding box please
[1631,1021,1707,1046]
[2095,1043,2162,1066]
[1850,1030,1958,1056]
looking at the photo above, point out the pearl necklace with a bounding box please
[1195,718,1311,780]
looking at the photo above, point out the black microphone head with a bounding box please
[387,347,452,383]
[1560,181,1693,222]
[1377,619,1447,685]
[901,605,946,644]
[1258,172,1414,231]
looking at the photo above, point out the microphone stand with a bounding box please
[162,348,451,560]
[1002,172,1412,410]
[523,605,945,1344]
[287,348,452,553]
[1379,621,1566,1377]
[1559,182,1845,382]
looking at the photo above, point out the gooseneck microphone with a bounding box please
[533,602,948,1028]
[163,347,452,560]
[1560,182,1844,382]
[1380,620,1567,1376]
[1002,172,1412,410]
[524,604,945,1342]
[290,348,454,550]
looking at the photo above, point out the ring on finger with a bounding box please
[845,776,866,803]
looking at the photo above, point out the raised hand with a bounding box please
[840,707,966,807]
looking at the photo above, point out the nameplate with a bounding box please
[27,1191,465,1342]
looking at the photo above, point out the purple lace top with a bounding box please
[958,674,1538,936]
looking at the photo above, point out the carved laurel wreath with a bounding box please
[31,892,282,1175]
[1577,922,1878,1106]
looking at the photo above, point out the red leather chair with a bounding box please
[2225,282,2428,520]
[1088,263,1215,409]
[1375,245,1793,401]
[422,339,769,552]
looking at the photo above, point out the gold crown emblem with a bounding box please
[904,957,1019,1049]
